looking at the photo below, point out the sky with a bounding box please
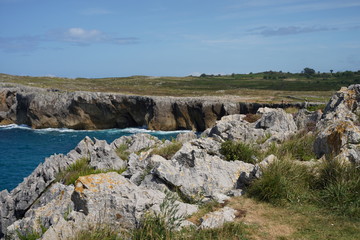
[0,0,359,78]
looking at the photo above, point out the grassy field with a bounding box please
[1,71,360,103]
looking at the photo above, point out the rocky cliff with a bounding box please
[0,85,309,131]
[1,85,360,239]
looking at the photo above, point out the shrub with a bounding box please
[313,158,360,218]
[247,158,312,205]
[151,141,182,159]
[220,140,257,164]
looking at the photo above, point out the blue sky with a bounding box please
[0,0,359,78]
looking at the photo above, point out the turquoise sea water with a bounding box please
[0,125,184,192]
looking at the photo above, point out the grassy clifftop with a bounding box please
[2,71,360,102]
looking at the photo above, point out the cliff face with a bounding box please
[0,86,307,131]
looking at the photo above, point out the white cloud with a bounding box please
[47,27,138,45]
[64,28,104,43]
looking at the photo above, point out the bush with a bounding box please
[220,140,257,164]
[247,158,312,205]
[313,158,360,218]
[151,141,182,159]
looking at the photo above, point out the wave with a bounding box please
[0,124,191,134]
[0,124,31,130]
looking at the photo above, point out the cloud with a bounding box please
[0,28,138,53]
[47,27,138,45]
[80,8,112,15]
[250,26,336,37]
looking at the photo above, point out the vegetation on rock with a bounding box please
[220,140,258,164]
[151,141,182,159]
[56,157,126,185]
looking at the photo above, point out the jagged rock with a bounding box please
[256,107,297,133]
[294,109,322,131]
[176,131,198,143]
[0,137,94,237]
[6,183,74,238]
[207,108,297,146]
[320,86,360,126]
[71,172,198,228]
[313,85,360,163]
[151,142,257,201]
[89,138,126,170]
[208,114,265,143]
[314,120,360,163]
[111,133,162,153]
[199,207,239,229]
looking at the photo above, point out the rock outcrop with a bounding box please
[314,85,360,163]
[0,85,312,131]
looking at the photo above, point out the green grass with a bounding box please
[2,71,353,102]
[313,158,360,219]
[56,157,127,185]
[220,140,258,164]
[247,158,312,205]
[265,131,317,161]
[151,141,182,159]
[116,144,130,161]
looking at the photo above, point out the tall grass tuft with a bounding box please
[247,158,312,205]
[151,141,182,159]
[132,190,183,240]
[220,140,258,164]
[313,158,360,218]
[265,132,316,161]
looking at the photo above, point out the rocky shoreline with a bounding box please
[1,85,360,239]
[0,85,313,131]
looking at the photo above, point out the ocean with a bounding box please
[0,125,185,192]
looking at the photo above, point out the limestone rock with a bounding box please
[89,138,126,170]
[176,131,198,143]
[256,107,297,133]
[294,109,322,131]
[111,133,162,153]
[6,183,74,238]
[152,142,257,201]
[71,172,198,229]
[199,207,239,229]
[0,137,94,237]
[314,120,360,163]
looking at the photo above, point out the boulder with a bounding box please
[256,107,297,133]
[314,120,360,163]
[199,207,239,229]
